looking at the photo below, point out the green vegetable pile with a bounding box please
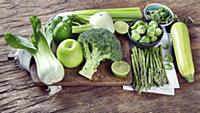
[131,46,168,93]
[78,28,123,79]
[130,20,162,44]
[146,7,173,24]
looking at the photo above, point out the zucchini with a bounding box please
[171,22,195,83]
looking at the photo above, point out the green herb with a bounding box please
[147,7,173,24]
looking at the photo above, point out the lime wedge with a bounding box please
[114,21,129,34]
[111,61,130,77]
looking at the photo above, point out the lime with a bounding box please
[111,61,130,77]
[114,21,129,34]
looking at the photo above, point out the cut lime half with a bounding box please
[114,21,129,34]
[111,61,130,77]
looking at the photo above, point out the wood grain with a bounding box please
[0,0,200,113]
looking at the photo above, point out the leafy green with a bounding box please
[147,7,173,24]
[4,33,37,53]
[4,16,65,85]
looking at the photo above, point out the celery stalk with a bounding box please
[57,7,142,22]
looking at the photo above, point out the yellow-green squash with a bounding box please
[171,22,195,83]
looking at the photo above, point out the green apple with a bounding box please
[56,39,83,68]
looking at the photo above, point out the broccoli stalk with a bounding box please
[78,29,123,80]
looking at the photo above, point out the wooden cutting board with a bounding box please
[30,34,132,86]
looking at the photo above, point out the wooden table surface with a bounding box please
[1,0,200,113]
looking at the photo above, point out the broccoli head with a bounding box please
[78,28,123,79]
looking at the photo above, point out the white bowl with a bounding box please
[144,3,175,27]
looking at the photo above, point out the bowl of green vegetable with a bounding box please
[144,3,174,27]
[128,19,163,48]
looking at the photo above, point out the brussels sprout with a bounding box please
[136,25,147,34]
[131,30,137,34]
[155,28,162,36]
[150,36,158,42]
[147,27,155,37]
[145,36,151,44]
[131,32,141,41]
[149,21,158,28]
[139,36,148,43]
[131,20,145,30]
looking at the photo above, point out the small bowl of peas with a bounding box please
[144,3,175,27]
[128,19,164,48]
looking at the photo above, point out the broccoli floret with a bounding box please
[78,28,123,79]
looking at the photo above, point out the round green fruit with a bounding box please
[56,39,83,68]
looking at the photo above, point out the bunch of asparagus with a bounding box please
[131,46,168,93]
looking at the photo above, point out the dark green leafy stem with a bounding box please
[4,33,37,53]
[131,46,169,94]
[147,7,173,24]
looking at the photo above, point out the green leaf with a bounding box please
[29,16,42,47]
[4,32,37,53]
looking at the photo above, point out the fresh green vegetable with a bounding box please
[131,47,168,93]
[111,61,130,77]
[130,20,162,44]
[139,36,148,43]
[171,22,195,83]
[147,7,173,24]
[55,7,142,34]
[155,28,162,36]
[149,21,158,28]
[4,16,65,85]
[131,20,146,30]
[78,28,123,80]
[150,36,158,42]
[145,36,151,44]
[48,11,116,39]
[114,21,129,34]
[147,27,155,37]
[89,12,115,33]
[136,25,147,34]
[131,32,140,41]
[53,21,72,43]
[58,7,142,22]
